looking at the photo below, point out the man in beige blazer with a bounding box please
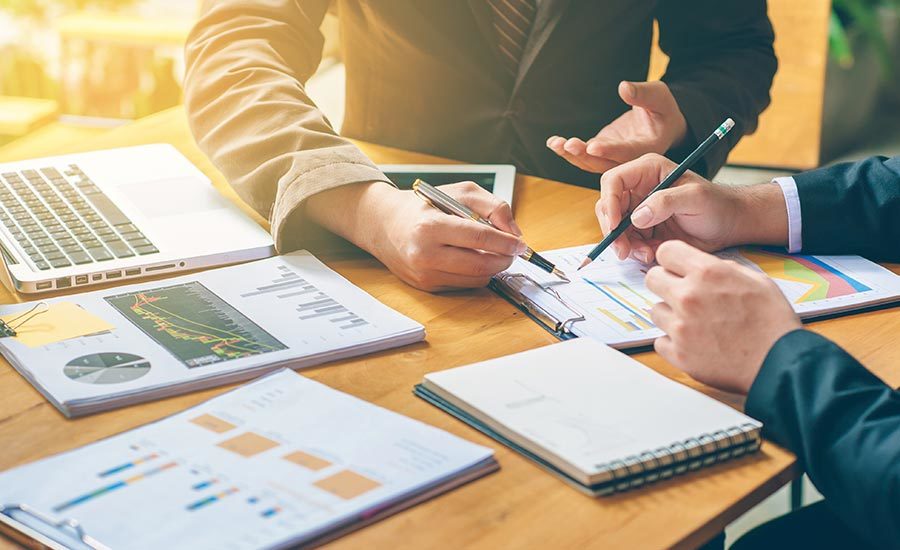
[184,1,776,291]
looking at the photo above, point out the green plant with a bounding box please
[830,0,900,76]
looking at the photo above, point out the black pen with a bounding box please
[412,179,570,282]
[578,118,736,270]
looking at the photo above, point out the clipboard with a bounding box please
[0,503,108,550]
[489,272,585,340]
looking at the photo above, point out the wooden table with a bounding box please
[2,107,898,549]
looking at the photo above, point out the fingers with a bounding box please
[629,185,707,230]
[443,181,522,236]
[644,264,683,300]
[402,246,514,292]
[585,136,644,165]
[436,216,526,257]
[653,335,679,368]
[547,136,618,174]
[654,240,719,278]
[649,302,678,337]
[428,246,515,279]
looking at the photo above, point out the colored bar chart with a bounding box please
[97,453,160,477]
[186,487,240,511]
[583,278,657,333]
[54,461,178,513]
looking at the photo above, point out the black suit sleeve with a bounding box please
[794,156,900,262]
[745,329,900,548]
[655,0,777,177]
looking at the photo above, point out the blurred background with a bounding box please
[1,0,899,167]
[0,0,898,545]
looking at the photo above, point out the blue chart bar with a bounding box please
[261,506,281,518]
[97,453,159,478]
[54,461,178,513]
[192,479,219,491]
[186,487,240,511]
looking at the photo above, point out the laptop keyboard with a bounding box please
[0,165,159,270]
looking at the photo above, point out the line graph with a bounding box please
[105,282,287,368]
[583,279,657,333]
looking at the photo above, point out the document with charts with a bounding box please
[0,251,424,417]
[0,370,497,550]
[492,244,900,349]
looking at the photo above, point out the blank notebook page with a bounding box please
[424,338,760,476]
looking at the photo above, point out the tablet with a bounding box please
[379,164,516,206]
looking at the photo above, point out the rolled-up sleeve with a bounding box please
[184,0,391,252]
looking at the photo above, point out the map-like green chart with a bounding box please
[105,282,286,368]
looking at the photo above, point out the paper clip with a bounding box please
[0,302,49,338]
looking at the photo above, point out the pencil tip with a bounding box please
[577,258,591,271]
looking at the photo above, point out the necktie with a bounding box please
[487,0,538,78]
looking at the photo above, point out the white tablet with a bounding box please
[379,164,516,206]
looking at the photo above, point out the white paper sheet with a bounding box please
[0,370,494,550]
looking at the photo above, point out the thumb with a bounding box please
[618,81,672,113]
[630,186,704,229]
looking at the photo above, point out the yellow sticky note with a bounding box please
[2,302,115,348]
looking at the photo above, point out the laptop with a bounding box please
[0,144,274,293]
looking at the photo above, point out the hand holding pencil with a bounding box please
[588,119,792,265]
[579,119,735,269]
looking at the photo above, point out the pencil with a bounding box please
[577,118,736,270]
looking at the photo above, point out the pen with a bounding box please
[577,118,736,270]
[412,179,570,282]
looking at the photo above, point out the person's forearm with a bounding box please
[746,330,900,547]
[730,183,789,248]
[184,0,392,253]
[305,181,397,257]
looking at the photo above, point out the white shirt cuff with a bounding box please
[773,176,802,253]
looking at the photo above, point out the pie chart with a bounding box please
[64,352,151,385]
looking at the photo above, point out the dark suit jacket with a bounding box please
[793,156,900,261]
[185,0,776,252]
[746,156,900,548]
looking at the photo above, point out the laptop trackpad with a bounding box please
[117,178,230,218]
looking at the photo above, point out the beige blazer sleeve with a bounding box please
[184,0,391,252]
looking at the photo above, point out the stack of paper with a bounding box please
[0,370,497,549]
[0,251,425,417]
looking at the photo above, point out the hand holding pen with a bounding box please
[413,180,569,282]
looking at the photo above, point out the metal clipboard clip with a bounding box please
[494,273,585,336]
[0,503,109,550]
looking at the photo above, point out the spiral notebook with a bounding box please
[491,245,900,350]
[414,338,762,496]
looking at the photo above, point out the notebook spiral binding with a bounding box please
[595,422,761,495]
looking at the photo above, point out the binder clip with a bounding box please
[0,302,48,338]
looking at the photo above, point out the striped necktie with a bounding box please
[487,0,538,78]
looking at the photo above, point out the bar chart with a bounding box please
[240,264,370,330]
